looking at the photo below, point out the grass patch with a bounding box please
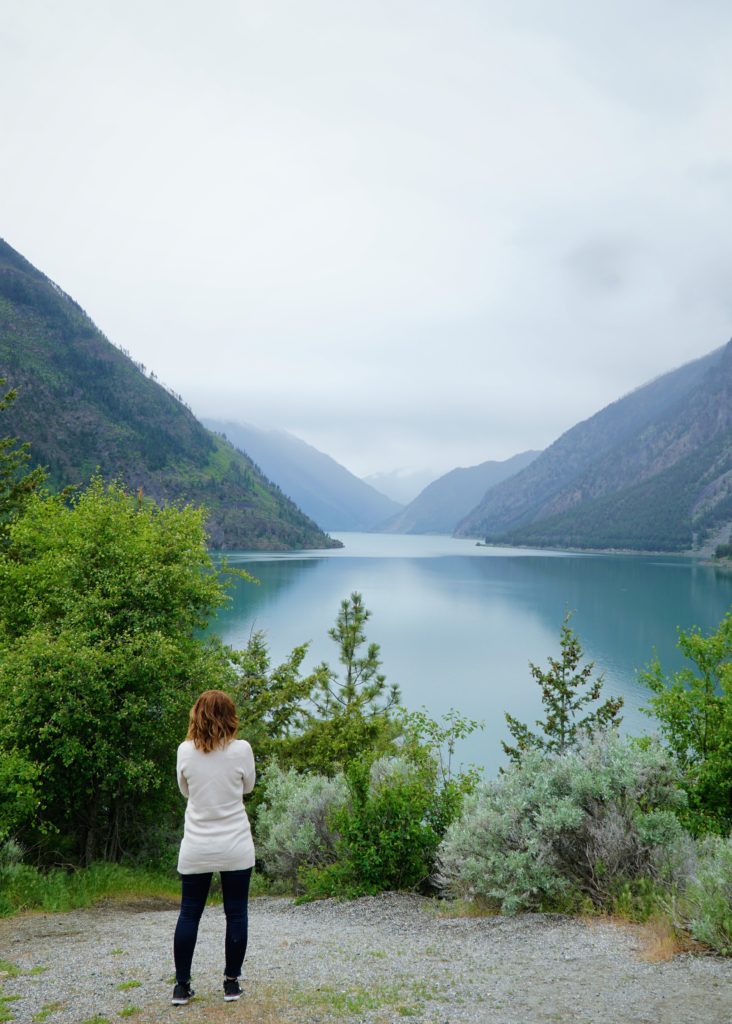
[115,981,141,992]
[433,897,497,918]
[637,914,690,962]
[0,863,180,917]
[0,961,47,980]
[0,988,21,1024]
[32,1004,64,1023]
[80,1017,110,1024]
[139,981,296,1023]
[118,1008,140,1019]
[291,979,436,1018]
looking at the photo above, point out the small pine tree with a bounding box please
[314,592,399,718]
[502,612,623,764]
[293,592,400,769]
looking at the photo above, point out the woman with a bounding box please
[172,689,256,1006]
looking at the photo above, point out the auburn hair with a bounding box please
[187,690,238,752]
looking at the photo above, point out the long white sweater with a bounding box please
[176,738,256,874]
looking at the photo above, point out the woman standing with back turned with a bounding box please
[171,690,256,1006]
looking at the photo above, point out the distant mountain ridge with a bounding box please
[204,419,402,531]
[382,450,540,534]
[456,342,732,551]
[0,238,339,551]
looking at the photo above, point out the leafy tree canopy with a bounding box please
[642,611,732,834]
[0,478,232,864]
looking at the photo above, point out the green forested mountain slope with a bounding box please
[381,450,540,534]
[0,239,339,550]
[456,342,732,551]
[205,418,402,531]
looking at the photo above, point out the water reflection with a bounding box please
[210,536,732,775]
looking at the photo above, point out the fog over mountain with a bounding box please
[456,343,732,552]
[205,419,401,531]
[362,469,439,506]
[382,451,540,535]
[3,3,732,476]
[0,239,338,551]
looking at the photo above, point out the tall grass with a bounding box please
[0,860,179,917]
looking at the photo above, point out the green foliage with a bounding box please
[438,731,686,914]
[228,630,326,772]
[303,741,477,899]
[230,593,401,779]
[681,835,732,954]
[714,541,732,560]
[328,755,454,895]
[255,764,349,891]
[642,611,732,834]
[398,706,483,786]
[0,240,338,552]
[503,613,623,763]
[257,709,480,900]
[0,844,179,917]
[0,751,39,845]
[0,477,233,863]
[0,380,44,546]
[302,593,401,770]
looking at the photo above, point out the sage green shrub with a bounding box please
[437,731,686,914]
[255,764,349,891]
[681,835,732,954]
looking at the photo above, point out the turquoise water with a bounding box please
[212,534,732,775]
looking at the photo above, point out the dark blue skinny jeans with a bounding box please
[173,868,252,985]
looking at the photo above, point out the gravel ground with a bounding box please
[1,893,731,1024]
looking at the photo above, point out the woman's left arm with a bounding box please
[240,740,256,796]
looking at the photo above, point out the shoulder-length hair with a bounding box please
[187,690,238,752]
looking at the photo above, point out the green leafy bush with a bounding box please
[330,755,445,894]
[437,731,686,914]
[642,611,732,834]
[301,742,475,899]
[255,764,349,891]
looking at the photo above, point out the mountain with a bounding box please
[456,342,732,552]
[362,468,438,504]
[0,239,339,551]
[203,419,402,531]
[382,450,540,534]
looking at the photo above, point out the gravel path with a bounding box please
[1,894,731,1024]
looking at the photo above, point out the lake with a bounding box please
[211,533,732,775]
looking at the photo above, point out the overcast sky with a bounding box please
[2,1,732,478]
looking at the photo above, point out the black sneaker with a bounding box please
[223,977,242,1001]
[171,981,195,1005]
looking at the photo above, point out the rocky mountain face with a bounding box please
[204,419,401,532]
[0,239,339,550]
[382,450,540,534]
[456,343,732,551]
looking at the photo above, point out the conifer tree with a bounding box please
[503,612,623,763]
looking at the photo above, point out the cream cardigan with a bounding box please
[176,738,256,874]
